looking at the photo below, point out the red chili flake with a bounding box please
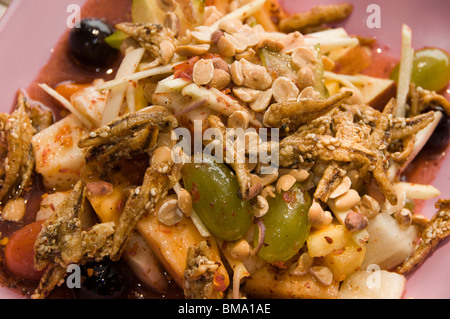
[213,274,227,292]
[283,190,296,203]
[324,236,333,244]
[173,56,199,80]
[191,183,200,202]
[272,261,287,269]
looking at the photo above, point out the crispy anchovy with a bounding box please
[79,106,177,171]
[408,83,450,117]
[314,164,346,202]
[109,152,176,261]
[184,241,223,299]
[115,22,177,58]
[279,3,354,33]
[391,111,435,140]
[19,92,54,133]
[263,90,353,133]
[0,95,34,204]
[31,264,67,299]
[207,115,262,201]
[397,199,450,275]
[34,181,86,270]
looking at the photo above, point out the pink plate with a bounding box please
[0,0,449,299]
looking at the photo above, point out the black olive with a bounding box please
[424,111,450,151]
[74,258,134,299]
[68,18,118,68]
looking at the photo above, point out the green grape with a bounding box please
[181,156,252,241]
[256,183,311,263]
[390,48,450,92]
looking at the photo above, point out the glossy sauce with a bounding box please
[0,0,449,299]
[0,0,182,299]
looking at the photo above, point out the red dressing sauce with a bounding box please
[0,0,448,299]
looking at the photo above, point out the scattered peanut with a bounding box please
[260,185,276,198]
[216,34,236,57]
[193,59,215,85]
[191,25,214,44]
[331,189,361,212]
[271,76,300,103]
[297,66,316,89]
[309,266,334,286]
[232,86,260,103]
[344,211,368,232]
[227,238,251,260]
[152,146,173,165]
[218,18,243,34]
[291,46,318,69]
[252,195,269,218]
[230,60,245,85]
[203,5,223,26]
[235,48,257,62]
[1,197,26,222]
[276,174,297,193]
[394,208,412,228]
[163,12,180,37]
[298,86,321,100]
[281,31,305,54]
[258,38,284,52]
[228,110,250,130]
[209,69,231,90]
[156,195,183,226]
[175,44,210,56]
[224,33,248,53]
[355,194,380,219]
[238,25,260,47]
[308,201,333,229]
[159,39,175,64]
[329,176,352,199]
[177,188,193,217]
[250,88,273,112]
[240,59,272,90]
[290,252,313,276]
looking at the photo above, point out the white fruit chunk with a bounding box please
[35,191,70,221]
[124,232,169,293]
[339,270,406,299]
[32,114,89,191]
[362,213,418,270]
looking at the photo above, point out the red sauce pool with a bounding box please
[0,0,183,299]
[0,0,448,299]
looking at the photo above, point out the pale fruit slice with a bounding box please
[339,270,406,299]
[362,213,418,270]
[123,231,169,293]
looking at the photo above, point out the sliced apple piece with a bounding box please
[362,213,418,270]
[339,270,406,299]
[124,231,169,293]
[325,72,395,108]
[32,114,88,191]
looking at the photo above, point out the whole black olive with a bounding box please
[68,18,118,68]
[424,111,450,151]
[74,258,134,299]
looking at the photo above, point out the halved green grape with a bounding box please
[256,183,311,263]
[182,156,252,241]
[390,48,450,92]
